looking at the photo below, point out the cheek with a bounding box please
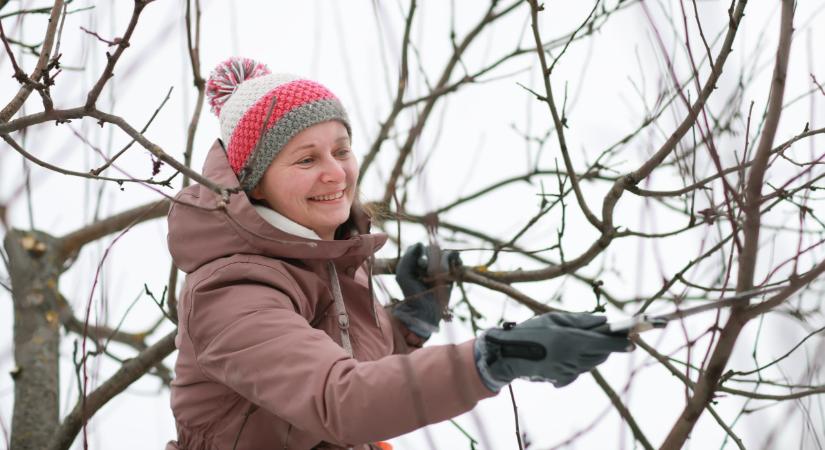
[345,159,359,184]
[263,179,298,209]
[281,174,316,205]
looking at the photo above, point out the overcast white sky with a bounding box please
[1,1,824,448]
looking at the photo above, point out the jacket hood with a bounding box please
[167,139,387,273]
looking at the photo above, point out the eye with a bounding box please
[295,156,314,165]
[334,148,351,158]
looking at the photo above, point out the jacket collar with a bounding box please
[253,205,322,240]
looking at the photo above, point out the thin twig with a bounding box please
[706,405,746,450]
[638,337,825,402]
[84,0,149,109]
[378,0,523,205]
[57,291,147,351]
[59,199,170,258]
[0,19,28,82]
[507,385,524,450]
[79,25,119,46]
[627,127,825,198]
[358,0,416,178]
[526,0,602,230]
[0,106,229,195]
[182,0,204,188]
[89,86,174,176]
[2,134,178,187]
[590,369,654,450]
[0,1,92,20]
[725,327,825,378]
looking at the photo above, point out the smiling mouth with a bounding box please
[309,190,345,202]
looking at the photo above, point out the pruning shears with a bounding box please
[592,285,787,335]
[414,242,463,314]
[416,243,451,283]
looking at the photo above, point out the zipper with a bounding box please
[367,256,381,329]
[327,261,354,357]
[231,403,258,450]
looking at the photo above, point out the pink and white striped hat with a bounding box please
[206,57,352,191]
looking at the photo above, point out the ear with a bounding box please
[249,184,264,201]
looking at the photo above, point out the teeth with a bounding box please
[311,191,344,201]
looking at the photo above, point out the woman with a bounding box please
[166,57,630,450]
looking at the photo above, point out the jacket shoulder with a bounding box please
[182,255,320,342]
[189,254,312,308]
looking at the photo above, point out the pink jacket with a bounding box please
[166,140,493,450]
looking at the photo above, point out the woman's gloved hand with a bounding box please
[474,312,633,391]
[393,243,462,339]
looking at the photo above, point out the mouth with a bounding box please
[308,190,345,202]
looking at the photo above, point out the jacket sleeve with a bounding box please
[185,262,495,446]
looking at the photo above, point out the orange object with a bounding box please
[375,442,394,450]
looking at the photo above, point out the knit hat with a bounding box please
[206,57,352,192]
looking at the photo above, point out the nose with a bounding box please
[319,154,346,184]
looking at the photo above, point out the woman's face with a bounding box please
[250,121,357,240]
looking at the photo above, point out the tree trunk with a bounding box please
[5,229,64,450]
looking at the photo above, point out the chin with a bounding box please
[336,200,354,219]
[317,212,350,233]
[330,212,351,228]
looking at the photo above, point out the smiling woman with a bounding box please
[164,57,497,450]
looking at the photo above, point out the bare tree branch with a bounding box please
[0,107,231,194]
[638,336,825,402]
[358,0,416,178]
[89,86,174,176]
[379,0,523,206]
[461,269,555,314]
[590,369,654,450]
[660,3,795,447]
[46,330,176,450]
[59,199,170,258]
[526,0,602,230]
[0,0,64,121]
[2,133,177,187]
[628,126,825,198]
[181,0,204,188]
[83,0,148,109]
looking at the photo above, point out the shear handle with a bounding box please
[591,315,668,335]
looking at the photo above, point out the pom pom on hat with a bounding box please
[206,57,271,116]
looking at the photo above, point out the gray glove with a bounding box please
[474,312,632,391]
[393,243,461,339]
